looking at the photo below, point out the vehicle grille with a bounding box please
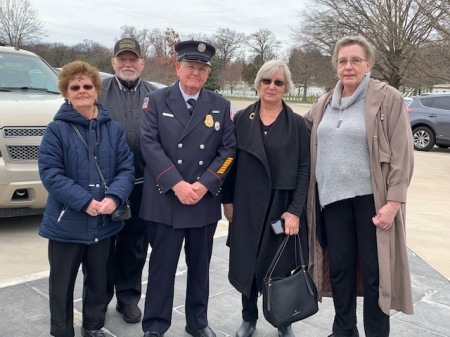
[3,127,46,137]
[7,145,40,161]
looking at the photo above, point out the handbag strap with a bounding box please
[265,233,316,296]
[70,123,108,190]
[265,234,306,278]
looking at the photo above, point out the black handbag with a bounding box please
[71,124,131,221]
[111,199,132,221]
[262,234,318,327]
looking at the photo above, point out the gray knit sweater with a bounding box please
[316,73,373,206]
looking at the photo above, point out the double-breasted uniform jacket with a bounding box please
[139,82,236,228]
[304,78,414,315]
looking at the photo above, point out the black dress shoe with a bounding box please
[185,325,216,337]
[235,321,256,337]
[80,327,105,337]
[143,332,164,337]
[278,325,295,337]
[116,303,142,323]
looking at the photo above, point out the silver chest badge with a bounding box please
[215,121,220,131]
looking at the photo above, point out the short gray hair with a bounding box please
[254,60,293,94]
[331,36,375,70]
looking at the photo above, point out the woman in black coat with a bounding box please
[222,60,310,337]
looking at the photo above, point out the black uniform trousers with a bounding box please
[48,238,110,337]
[142,221,217,334]
[106,184,148,307]
[322,194,389,337]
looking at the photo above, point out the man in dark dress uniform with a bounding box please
[139,40,236,337]
[99,38,156,324]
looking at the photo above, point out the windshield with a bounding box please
[0,50,59,93]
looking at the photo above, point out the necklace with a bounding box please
[337,107,345,128]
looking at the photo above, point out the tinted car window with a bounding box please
[438,97,450,110]
[420,97,439,108]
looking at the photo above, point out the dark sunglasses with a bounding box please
[261,78,285,87]
[69,84,94,92]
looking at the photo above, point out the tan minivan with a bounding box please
[0,46,63,217]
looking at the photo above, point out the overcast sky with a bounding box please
[32,0,306,51]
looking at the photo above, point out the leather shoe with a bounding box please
[185,325,216,337]
[235,321,256,337]
[80,327,105,337]
[278,325,295,337]
[143,332,164,337]
[116,303,142,323]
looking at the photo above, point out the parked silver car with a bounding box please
[408,93,450,151]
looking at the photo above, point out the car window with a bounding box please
[437,97,450,110]
[0,51,58,92]
[420,97,439,108]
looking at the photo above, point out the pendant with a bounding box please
[337,119,342,128]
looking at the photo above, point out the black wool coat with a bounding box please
[222,100,310,297]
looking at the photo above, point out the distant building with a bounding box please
[432,84,450,93]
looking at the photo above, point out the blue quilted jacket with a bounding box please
[38,102,135,244]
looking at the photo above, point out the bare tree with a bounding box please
[72,39,112,71]
[212,28,246,71]
[289,47,334,100]
[119,25,153,57]
[0,0,46,47]
[247,29,281,66]
[292,0,450,89]
[221,61,243,94]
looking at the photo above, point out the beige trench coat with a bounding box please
[304,78,414,315]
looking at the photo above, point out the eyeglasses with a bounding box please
[338,58,368,67]
[69,84,94,92]
[261,78,285,87]
[183,64,209,74]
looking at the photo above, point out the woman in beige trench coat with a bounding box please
[303,36,414,337]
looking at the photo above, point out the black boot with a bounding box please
[235,321,256,337]
[278,325,295,337]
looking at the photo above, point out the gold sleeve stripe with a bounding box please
[217,157,233,174]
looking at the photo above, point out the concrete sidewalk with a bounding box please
[0,224,449,337]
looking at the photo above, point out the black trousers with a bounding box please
[142,221,217,334]
[48,238,110,337]
[323,194,389,337]
[105,214,148,307]
[241,277,259,323]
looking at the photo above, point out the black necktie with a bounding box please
[187,98,196,114]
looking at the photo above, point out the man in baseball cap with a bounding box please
[99,37,155,324]
[114,37,142,58]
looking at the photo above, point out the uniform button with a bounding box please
[177,159,183,164]
[200,144,205,149]
[178,143,183,148]
[197,177,200,180]
[199,161,204,165]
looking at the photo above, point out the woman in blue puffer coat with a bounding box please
[38,61,134,337]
